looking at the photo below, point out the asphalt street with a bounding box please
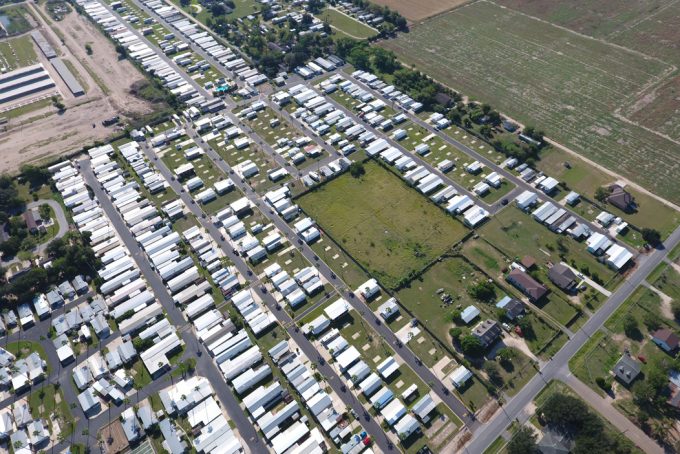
[80,159,268,453]
[139,135,397,453]
[466,225,680,452]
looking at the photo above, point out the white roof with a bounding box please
[606,244,633,270]
[450,365,472,387]
[323,298,349,320]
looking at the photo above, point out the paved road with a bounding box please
[561,373,664,454]
[79,159,268,453]
[466,226,680,452]
[139,138,397,453]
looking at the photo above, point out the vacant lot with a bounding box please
[370,0,470,22]
[381,1,680,205]
[297,161,468,288]
[318,8,377,39]
[0,4,35,35]
[0,34,37,71]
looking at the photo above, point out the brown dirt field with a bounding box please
[100,420,129,454]
[370,0,470,23]
[624,73,680,143]
[0,3,158,172]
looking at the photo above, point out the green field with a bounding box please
[0,34,38,72]
[318,8,377,39]
[396,256,507,346]
[382,1,680,205]
[297,161,468,288]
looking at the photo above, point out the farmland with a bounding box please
[297,161,468,289]
[381,1,680,205]
[368,0,470,22]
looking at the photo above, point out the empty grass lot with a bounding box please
[297,161,468,288]
[382,1,680,205]
[396,256,507,347]
[0,35,37,71]
[317,8,377,39]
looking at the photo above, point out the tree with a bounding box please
[672,300,680,321]
[594,186,612,203]
[39,203,51,221]
[20,165,51,188]
[623,314,640,339]
[641,228,662,247]
[449,327,462,343]
[460,335,484,357]
[372,47,399,73]
[349,162,365,178]
[348,47,370,70]
[467,281,495,302]
[507,426,537,454]
[85,43,93,55]
[484,361,503,386]
[179,0,190,7]
[632,380,656,408]
[642,311,660,331]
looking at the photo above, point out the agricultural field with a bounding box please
[495,0,680,65]
[369,0,470,22]
[297,161,468,288]
[317,7,377,39]
[381,1,680,205]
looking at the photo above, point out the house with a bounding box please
[651,328,679,353]
[667,371,680,409]
[495,296,524,321]
[537,428,572,454]
[612,351,640,386]
[548,264,578,292]
[460,305,480,324]
[521,256,536,270]
[607,185,635,213]
[472,319,502,348]
[449,365,472,388]
[506,269,548,301]
[378,298,399,321]
[78,387,100,416]
[23,211,38,234]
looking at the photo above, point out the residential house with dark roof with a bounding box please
[23,211,37,234]
[548,264,578,292]
[612,352,640,386]
[495,296,525,321]
[651,328,679,353]
[506,269,548,301]
[472,319,502,348]
[607,184,636,213]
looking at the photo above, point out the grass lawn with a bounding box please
[4,97,54,120]
[536,147,680,238]
[317,8,377,39]
[309,236,371,290]
[297,161,468,288]
[479,206,620,288]
[651,263,680,301]
[456,375,490,412]
[29,384,75,437]
[568,330,620,396]
[396,256,508,349]
[128,359,152,389]
[484,436,507,454]
[0,34,37,71]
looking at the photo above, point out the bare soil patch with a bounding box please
[370,0,470,22]
[0,4,159,172]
